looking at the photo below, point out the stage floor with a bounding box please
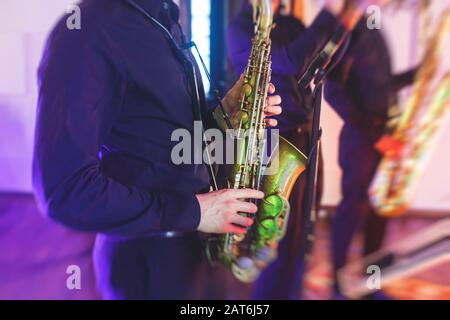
[303,215,450,300]
[1,193,449,300]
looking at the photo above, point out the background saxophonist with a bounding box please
[32,0,282,300]
[227,0,380,299]
[325,0,421,299]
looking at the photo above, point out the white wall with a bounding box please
[0,0,75,192]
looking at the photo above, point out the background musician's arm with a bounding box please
[227,7,341,76]
[324,77,363,128]
[227,1,378,77]
[324,41,364,128]
[391,66,420,92]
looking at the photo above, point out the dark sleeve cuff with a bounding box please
[162,193,201,232]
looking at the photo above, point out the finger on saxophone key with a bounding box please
[195,188,264,234]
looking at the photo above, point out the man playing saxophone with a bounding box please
[32,0,282,300]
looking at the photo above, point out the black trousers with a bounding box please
[331,125,387,293]
[93,233,202,300]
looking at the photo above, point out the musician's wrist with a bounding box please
[217,75,243,129]
[220,95,233,115]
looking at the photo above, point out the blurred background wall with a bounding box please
[0,0,74,192]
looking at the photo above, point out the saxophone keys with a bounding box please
[237,110,250,125]
[232,233,246,242]
[242,82,253,97]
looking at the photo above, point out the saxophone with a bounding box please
[369,9,450,217]
[206,0,307,283]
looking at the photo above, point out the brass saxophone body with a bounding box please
[207,0,307,282]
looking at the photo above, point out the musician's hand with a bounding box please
[196,188,264,234]
[220,75,244,124]
[220,76,282,129]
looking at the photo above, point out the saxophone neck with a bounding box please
[251,0,273,39]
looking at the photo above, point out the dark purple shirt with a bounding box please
[227,3,339,132]
[33,0,210,236]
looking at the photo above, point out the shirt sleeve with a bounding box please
[32,22,201,237]
[227,10,340,76]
